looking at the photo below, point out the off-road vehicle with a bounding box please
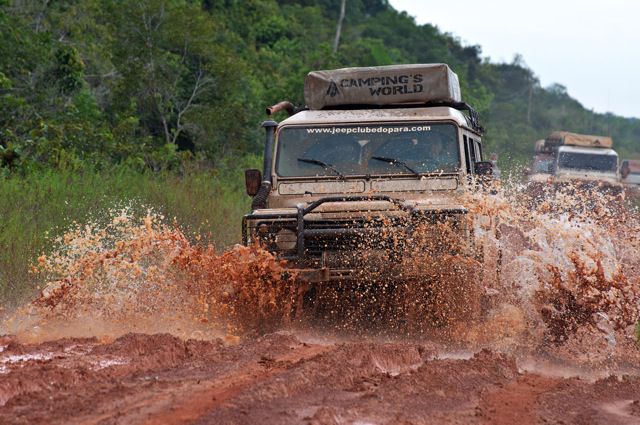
[620,159,640,198]
[525,131,623,204]
[527,132,619,185]
[242,64,492,285]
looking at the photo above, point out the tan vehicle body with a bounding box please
[242,65,488,283]
[621,159,640,186]
[268,108,473,208]
[243,108,485,283]
[620,159,640,200]
[528,131,621,188]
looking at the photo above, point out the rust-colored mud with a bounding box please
[1,333,640,424]
[1,183,640,424]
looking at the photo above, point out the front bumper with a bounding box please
[243,195,470,280]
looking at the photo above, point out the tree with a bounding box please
[332,0,346,53]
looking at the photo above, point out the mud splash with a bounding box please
[1,184,639,424]
[463,179,640,363]
[2,179,639,363]
[2,208,298,341]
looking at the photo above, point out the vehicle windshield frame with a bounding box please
[274,120,462,179]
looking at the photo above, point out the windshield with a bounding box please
[276,123,460,177]
[558,152,617,173]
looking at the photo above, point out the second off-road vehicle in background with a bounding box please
[621,159,640,186]
[527,131,620,187]
[620,159,640,198]
[242,64,492,285]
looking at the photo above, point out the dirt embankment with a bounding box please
[1,332,639,425]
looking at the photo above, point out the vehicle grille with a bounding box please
[247,211,467,261]
[304,217,407,257]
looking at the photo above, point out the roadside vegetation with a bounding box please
[1,0,640,302]
[0,164,251,303]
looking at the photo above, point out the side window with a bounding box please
[463,135,472,174]
[475,141,483,161]
[469,137,477,169]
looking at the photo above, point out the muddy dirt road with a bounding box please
[2,191,640,424]
[1,332,640,425]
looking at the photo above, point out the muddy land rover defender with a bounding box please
[526,132,623,206]
[242,64,492,285]
[527,131,620,186]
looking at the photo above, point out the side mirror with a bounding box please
[245,169,262,196]
[474,161,493,177]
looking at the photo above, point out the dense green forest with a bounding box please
[1,0,639,174]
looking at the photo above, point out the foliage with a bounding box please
[0,0,639,171]
[0,162,255,303]
[2,1,640,303]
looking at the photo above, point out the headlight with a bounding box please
[275,228,297,250]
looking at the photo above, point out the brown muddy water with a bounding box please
[1,183,640,424]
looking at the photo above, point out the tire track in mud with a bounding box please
[56,341,330,425]
[142,342,332,425]
[2,333,640,424]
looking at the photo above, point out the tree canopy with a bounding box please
[1,0,638,173]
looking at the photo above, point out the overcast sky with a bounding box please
[388,0,640,118]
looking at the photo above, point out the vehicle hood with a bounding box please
[251,197,467,219]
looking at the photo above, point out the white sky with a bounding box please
[388,0,640,118]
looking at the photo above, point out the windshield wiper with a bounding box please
[370,156,420,177]
[297,158,344,178]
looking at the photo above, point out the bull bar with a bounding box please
[242,195,468,264]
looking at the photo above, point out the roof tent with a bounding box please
[304,64,461,110]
